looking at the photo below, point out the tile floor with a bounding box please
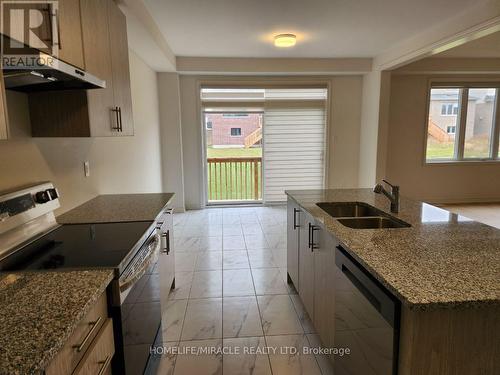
[157,205,333,375]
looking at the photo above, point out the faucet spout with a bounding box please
[373,180,400,213]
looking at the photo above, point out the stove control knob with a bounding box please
[34,191,51,204]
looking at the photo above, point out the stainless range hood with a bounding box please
[3,51,105,92]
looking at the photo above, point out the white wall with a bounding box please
[157,73,185,211]
[177,75,364,209]
[0,50,164,214]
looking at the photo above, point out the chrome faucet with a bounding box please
[373,179,400,213]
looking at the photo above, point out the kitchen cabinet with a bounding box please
[298,210,316,319]
[0,69,7,139]
[27,0,134,137]
[57,0,85,69]
[313,225,336,352]
[286,199,301,288]
[1,0,84,69]
[45,292,114,375]
[158,208,175,299]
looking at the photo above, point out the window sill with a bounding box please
[424,159,500,166]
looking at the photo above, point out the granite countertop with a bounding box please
[57,193,175,224]
[286,189,500,311]
[0,270,114,375]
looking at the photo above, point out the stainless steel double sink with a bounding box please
[316,202,411,229]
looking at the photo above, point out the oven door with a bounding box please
[111,231,162,375]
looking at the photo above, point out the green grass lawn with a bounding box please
[426,138,492,160]
[207,147,262,201]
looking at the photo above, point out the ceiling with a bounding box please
[436,31,500,58]
[144,0,484,58]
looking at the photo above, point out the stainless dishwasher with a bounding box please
[334,246,400,375]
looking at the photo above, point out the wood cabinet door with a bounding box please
[286,198,301,289]
[80,0,117,137]
[57,0,85,69]
[298,211,315,319]
[0,69,8,139]
[107,0,134,136]
[314,226,337,350]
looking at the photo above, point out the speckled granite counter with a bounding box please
[57,193,175,224]
[286,189,500,310]
[0,270,113,375]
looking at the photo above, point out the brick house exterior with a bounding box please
[205,113,262,147]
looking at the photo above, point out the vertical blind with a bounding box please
[263,100,327,203]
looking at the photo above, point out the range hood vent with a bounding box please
[3,51,105,92]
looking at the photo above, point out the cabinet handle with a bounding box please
[293,208,300,229]
[161,231,170,254]
[118,107,123,132]
[310,224,320,252]
[73,316,102,352]
[97,354,112,375]
[164,208,173,215]
[111,107,120,131]
[54,8,61,49]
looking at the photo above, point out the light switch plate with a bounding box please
[84,161,90,177]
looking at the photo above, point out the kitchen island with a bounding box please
[286,189,500,375]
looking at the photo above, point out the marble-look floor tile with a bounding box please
[223,336,272,375]
[223,235,247,251]
[266,335,321,375]
[181,298,222,340]
[265,234,287,249]
[223,296,263,338]
[199,236,223,251]
[223,269,255,297]
[169,272,193,300]
[190,270,222,298]
[266,334,322,375]
[156,342,178,375]
[242,224,264,235]
[244,232,269,249]
[162,299,188,342]
[223,224,243,236]
[257,295,303,335]
[239,213,260,224]
[271,249,287,268]
[195,252,223,271]
[175,253,198,272]
[251,268,289,295]
[290,294,316,333]
[248,250,279,269]
[175,237,202,252]
[223,251,250,269]
[306,334,334,375]
[174,339,223,375]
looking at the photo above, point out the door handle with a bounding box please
[117,106,123,132]
[310,224,319,251]
[293,208,300,229]
[72,316,102,352]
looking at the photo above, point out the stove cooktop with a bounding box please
[0,221,154,274]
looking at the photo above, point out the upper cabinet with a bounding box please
[27,0,134,137]
[57,0,85,69]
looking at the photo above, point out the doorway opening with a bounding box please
[204,110,263,204]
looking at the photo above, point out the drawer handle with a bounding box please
[97,354,112,375]
[73,316,102,352]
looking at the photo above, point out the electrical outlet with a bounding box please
[84,161,90,177]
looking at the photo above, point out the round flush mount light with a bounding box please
[274,33,297,48]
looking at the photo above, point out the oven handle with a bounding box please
[119,233,160,293]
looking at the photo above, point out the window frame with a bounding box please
[425,82,500,164]
[230,127,242,137]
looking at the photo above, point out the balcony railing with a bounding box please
[207,157,262,201]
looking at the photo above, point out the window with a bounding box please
[230,128,242,136]
[426,85,499,162]
[441,103,459,116]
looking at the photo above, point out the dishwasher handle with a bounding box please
[335,246,399,328]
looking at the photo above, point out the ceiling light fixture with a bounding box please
[274,33,296,48]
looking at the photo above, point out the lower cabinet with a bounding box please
[286,199,301,288]
[0,69,8,139]
[45,291,114,375]
[159,208,175,300]
[298,210,316,318]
